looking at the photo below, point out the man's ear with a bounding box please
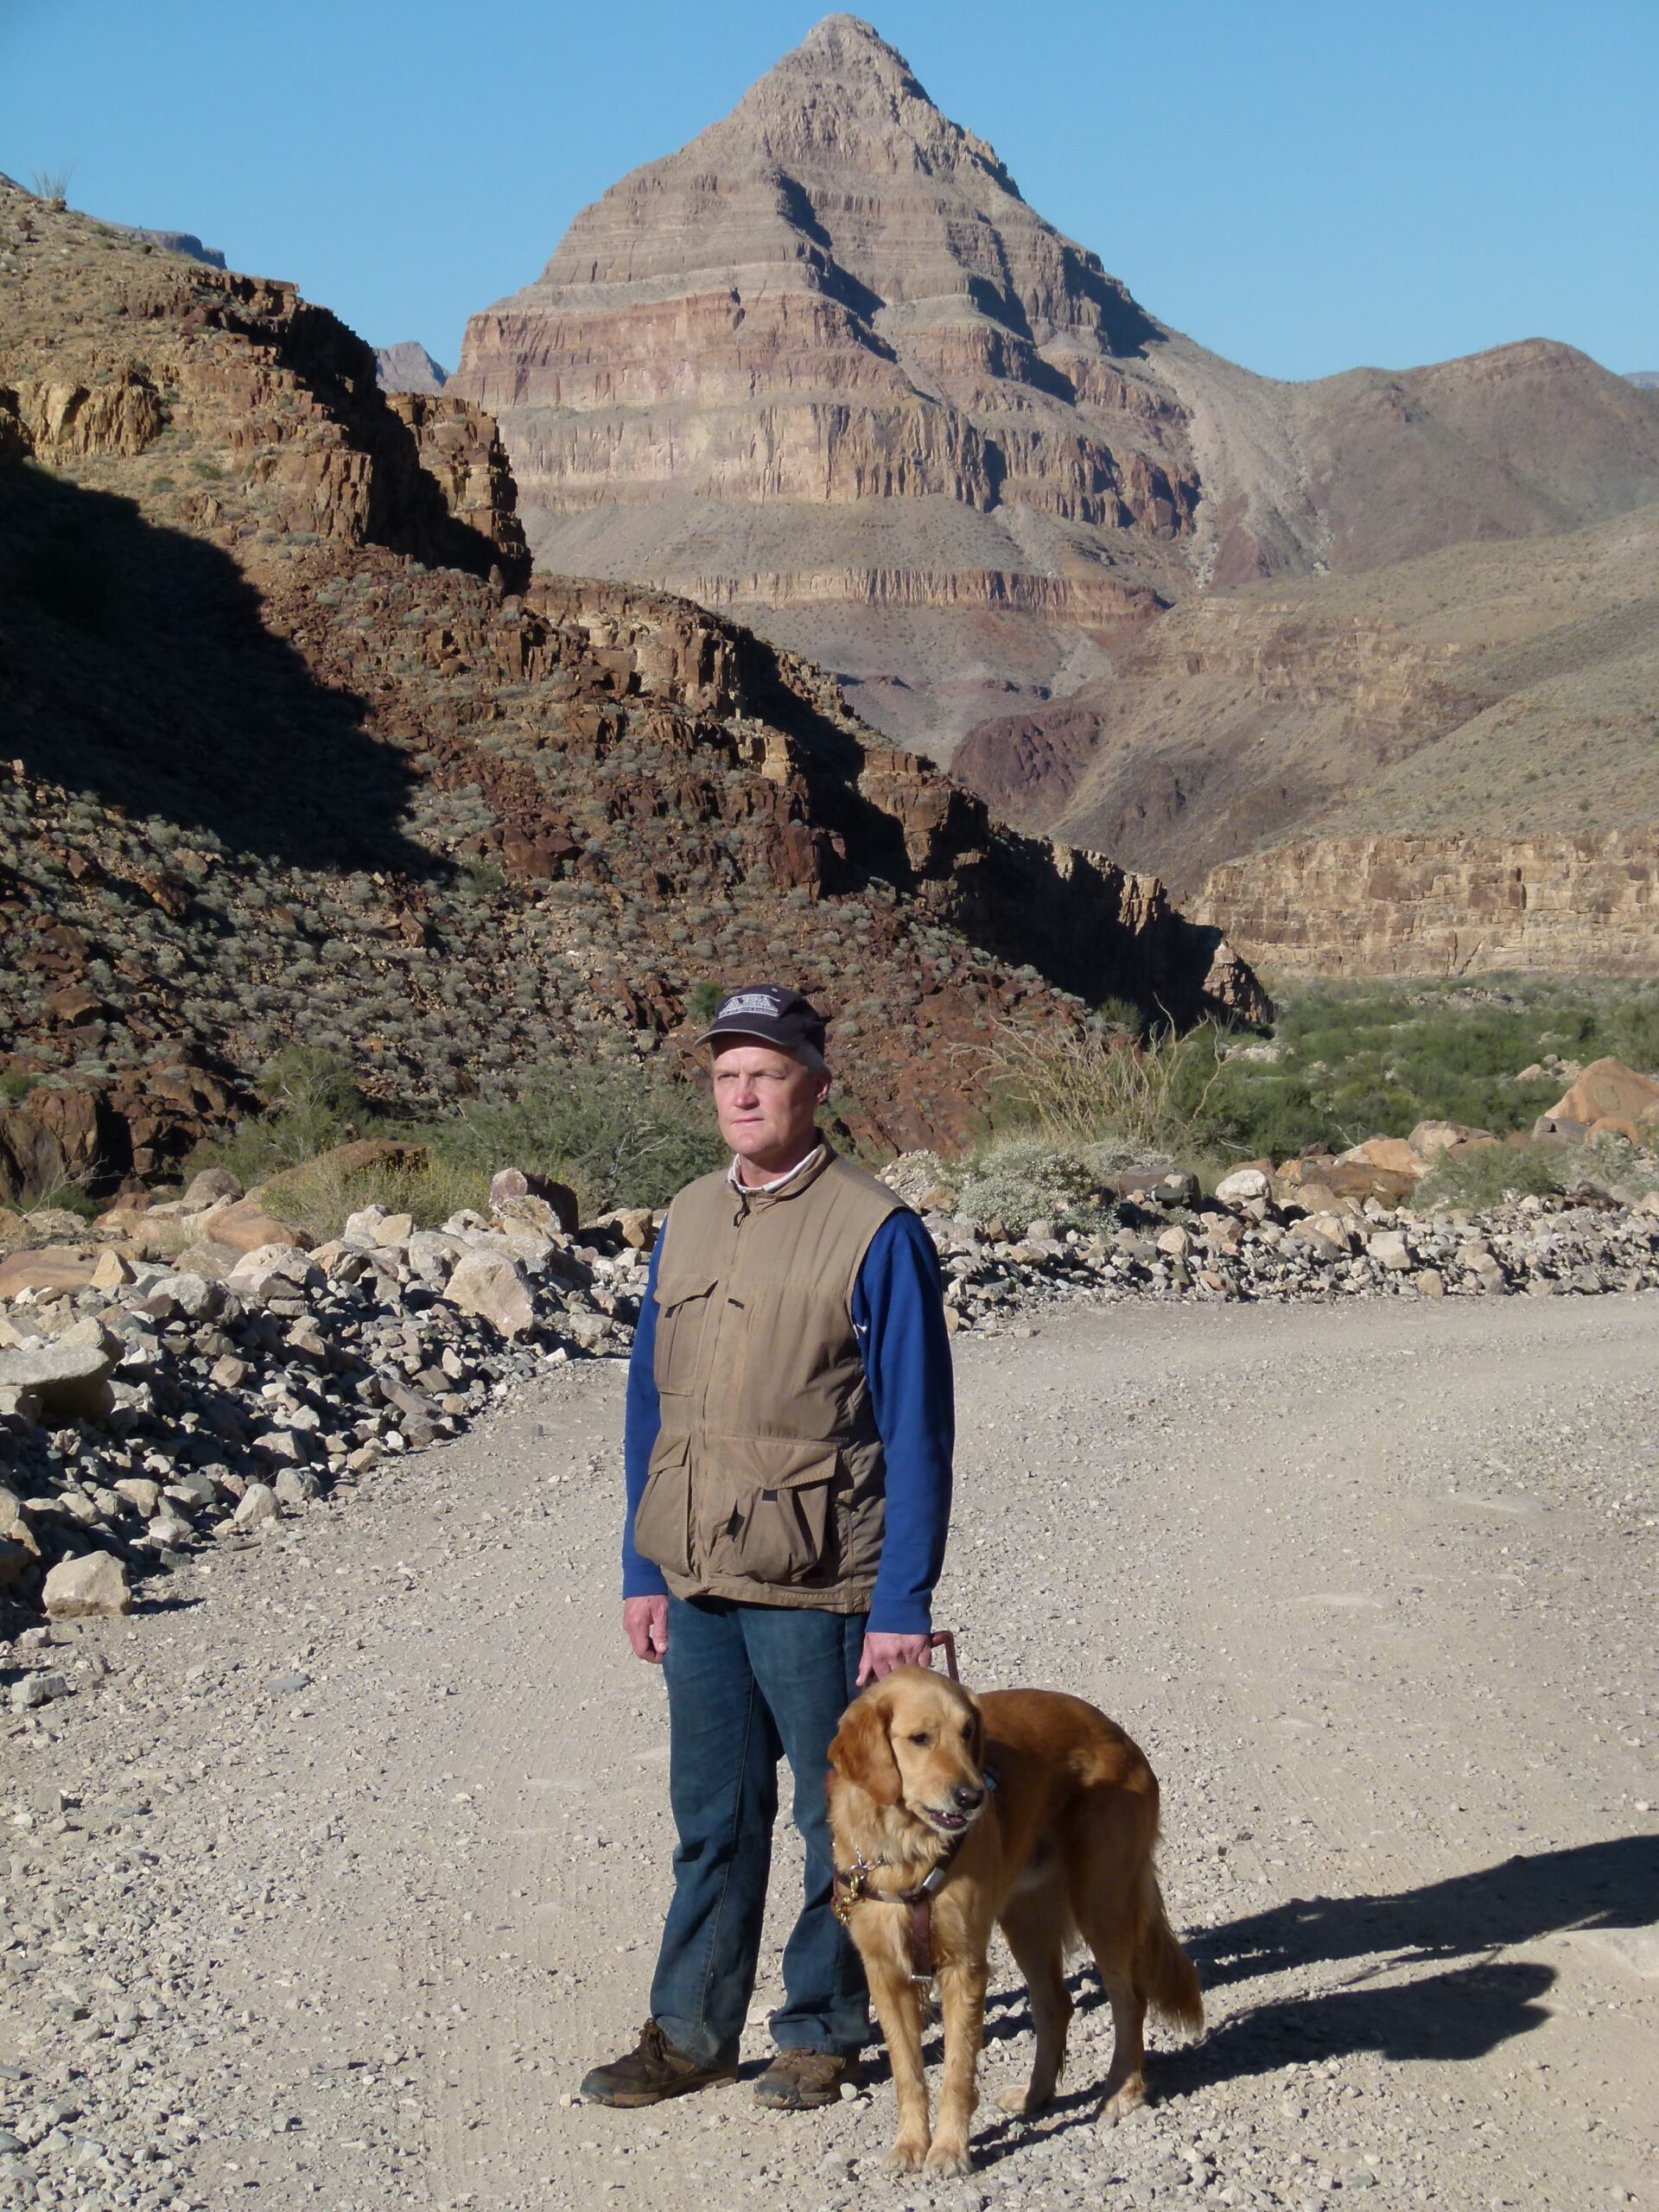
[830,1690,900,1807]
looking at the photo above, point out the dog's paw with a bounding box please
[1096,2081,1148,2127]
[924,2139,972,2177]
[884,2138,929,2174]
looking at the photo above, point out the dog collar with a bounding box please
[830,1767,999,1927]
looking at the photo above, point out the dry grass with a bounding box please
[261,1155,490,1240]
[986,1016,1224,1157]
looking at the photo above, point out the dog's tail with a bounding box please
[1139,1869,1205,2037]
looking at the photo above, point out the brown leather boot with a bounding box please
[579,2019,738,2107]
[753,2048,862,2108]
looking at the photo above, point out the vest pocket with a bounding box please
[702,1442,842,1587]
[652,1272,720,1397]
[632,1433,693,1578]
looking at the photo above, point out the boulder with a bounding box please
[1338,1135,1427,1182]
[1214,1166,1270,1205]
[490,1167,579,1234]
[0,1487,41,1565]
[231,1481,280,1529]
[181,1166,244,1211]
[91,1247,134,1291]
[1366,1230,1413,1272]
[0,1244,102,1301]
[445,1249,537,1338]
[42,1549,133,1619]
[209,1197,312,1255]
[227,1244,324,1302]
[1542,1057,1659,1133]
[1406,1119,1497,1160]
[590,1205,657,1250]
[0,1314,119,1419]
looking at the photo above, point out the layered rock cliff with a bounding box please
[456,15,1659,763]
[1195,834,1659,980]
[0,176,1262,1197]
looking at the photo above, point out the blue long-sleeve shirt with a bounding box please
[621,1208,954,1633]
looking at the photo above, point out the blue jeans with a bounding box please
[649,1594,869,2066]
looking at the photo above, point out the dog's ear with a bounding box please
[966,1692,985,1769]
[830,1689,901,1807]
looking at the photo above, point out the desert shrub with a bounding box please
[987,1016,1219,1159]
[457,859,505,901]
[1,1070,36,1103]
[1414,1144,1570,1211]
[29,163,73,207]
[1417,1132,1659,1212]
[954,1138,1112,1235]
[686,980,725,1020]
[193,1046,363,1184]
[264,1154,487,1239]
[418,1060,725,1218]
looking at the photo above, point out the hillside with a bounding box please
[959,502,1659,888]
[455,15,1659,762]
[0,176,1261,1202]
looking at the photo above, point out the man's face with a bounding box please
[710,1039,830,1174]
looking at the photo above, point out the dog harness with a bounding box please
[831,1768,999,1988]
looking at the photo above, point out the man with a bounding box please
[581,984,955,2112]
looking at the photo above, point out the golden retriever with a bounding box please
[827,1667,1202,2173]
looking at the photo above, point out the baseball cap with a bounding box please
[695,984,829,1068]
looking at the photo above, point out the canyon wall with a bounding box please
[1196,833,1659,979]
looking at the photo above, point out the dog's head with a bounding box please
[830,1667,988,1839]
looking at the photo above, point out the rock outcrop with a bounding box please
[456,15,1659,763]
[1193,832,1659,980]
[375,341,449,395]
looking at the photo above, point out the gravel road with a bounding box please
[3,1294,1656,2211]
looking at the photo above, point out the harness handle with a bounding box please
[928,1630,959,1681]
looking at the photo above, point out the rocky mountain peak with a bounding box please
[734,13,1020,198]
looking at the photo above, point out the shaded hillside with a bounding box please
[0,178,1261,1197]
[456,15,1659,760]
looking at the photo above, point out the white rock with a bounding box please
[1367,1230,1413,1272]
[445,1249,537,1339]
[41,1551,133,1619]
[231,1481,280,1529]
[1215,1168,1271,1205]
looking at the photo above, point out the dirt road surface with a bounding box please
[3,1293,1656,2211]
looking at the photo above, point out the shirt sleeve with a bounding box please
[621,1230,669,1601]
[854,1208,955,1635]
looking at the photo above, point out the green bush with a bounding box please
[954,1138,1112,1235]
[192,1046,363,1184]
[1417,1132,1659,1212]
[418,1061,726,1219]
[457,858,506,901]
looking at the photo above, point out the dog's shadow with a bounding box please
[869,1835,1656,2165]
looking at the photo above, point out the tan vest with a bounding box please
[632,1142,901,1611]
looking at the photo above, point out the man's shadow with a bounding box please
[851,1835,1656,2161]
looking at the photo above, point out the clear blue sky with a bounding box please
[3,0,1654,383]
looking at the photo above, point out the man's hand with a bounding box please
[624,1595,669,1663]
[856,1630,932,1686]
